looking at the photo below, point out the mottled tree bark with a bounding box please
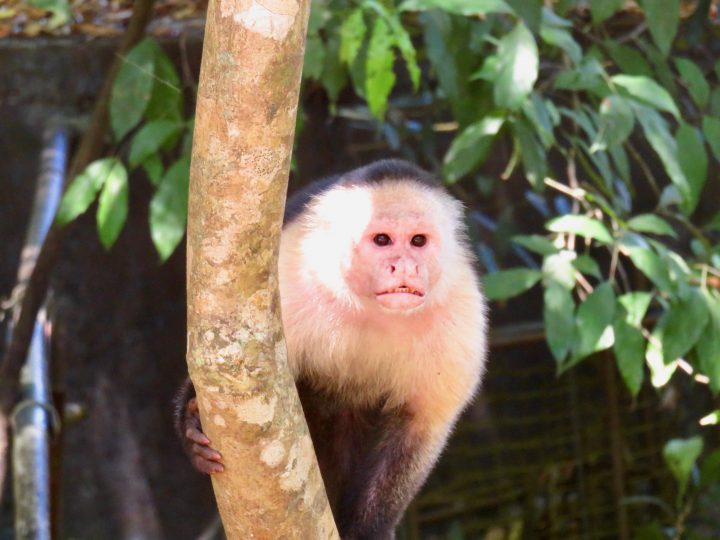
[186,1,337,538]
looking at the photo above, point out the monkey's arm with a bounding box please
[173,379,224,474]
[337,414,445,540]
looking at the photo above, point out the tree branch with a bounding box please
[186,0,338,536]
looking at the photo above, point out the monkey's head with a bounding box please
[284,177,469,316]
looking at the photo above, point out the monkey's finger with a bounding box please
[192,443,223,463]
[186,427,211,446]
[192,454,225,475]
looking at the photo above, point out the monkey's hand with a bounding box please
[183,397,225,474]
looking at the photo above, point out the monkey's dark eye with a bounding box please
[411,234,427,247]
[373,234,391,246]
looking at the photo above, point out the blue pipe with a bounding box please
[12,125,67,540]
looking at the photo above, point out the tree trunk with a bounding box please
[186,1,337,538]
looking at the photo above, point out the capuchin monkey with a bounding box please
[175,160,488,539]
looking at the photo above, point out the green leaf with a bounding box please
[539,13,581,64]
[340,8,367,65]
[28,0,71,28]
[56,158,121,226]
[613,319,646,397]
[506,0,542,33]
[540,8,573,28]
[612,75,680,119]
[128,121,183,169]
[663,436,703,501]
[638,39,679,96]
[512,234,558,256]
[675,58,710,109]
[142,154,164,187]
[471,55,498,82]
[662,289,710,362]
[641,0,680,56]
[539,26,580,64]
[399,0,514,16]
[618,291,653,327]
[522,93,556,149]
[110,38,157,141]
[626,214,677,238]
[696,291,720,393]
[304,34,326,80]
[494,22,538,111]
[421,11,490,126]
[482,268,542,300]
[554,57,607,94]
[590,0,624,23]
[96,160,129,249]
[646,314,677,387]
[573,254,601,278]
[592,95,634,150]
[710,87,720,116]
[512,117,546,189]
[571,282,616,363]
[700,449,720,487]
[443,115,504,183]
[626,246,674,292]
[307,4,327,34]
[636,106,690,211]
[320,34,348,103]
[368,2,420,90]
[348,32,369,99]
[365,16,396,118]
[604,41,653,78]
[702,115,720,162]
[675,123,708,215]
[150,156,190,261]
[546,215,614,244]
[609,142,630,183]
[145,41,183,123]
[542,251,576,289]
[544,283,576,364]
[706,212,720,233]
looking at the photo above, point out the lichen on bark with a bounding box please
[186,0,337,537]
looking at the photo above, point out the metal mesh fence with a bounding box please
[406,339,683,540]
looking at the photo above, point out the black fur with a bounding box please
[284,159,439,225]
[173,378,196,440]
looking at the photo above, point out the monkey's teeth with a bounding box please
[382,287,423,296]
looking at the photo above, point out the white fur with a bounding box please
[278,180,487,434]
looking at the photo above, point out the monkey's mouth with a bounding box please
[378,286,423,296]
[375,286,425,310]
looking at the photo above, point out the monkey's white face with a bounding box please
[282,179,466,317]
[344,205,441,312]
